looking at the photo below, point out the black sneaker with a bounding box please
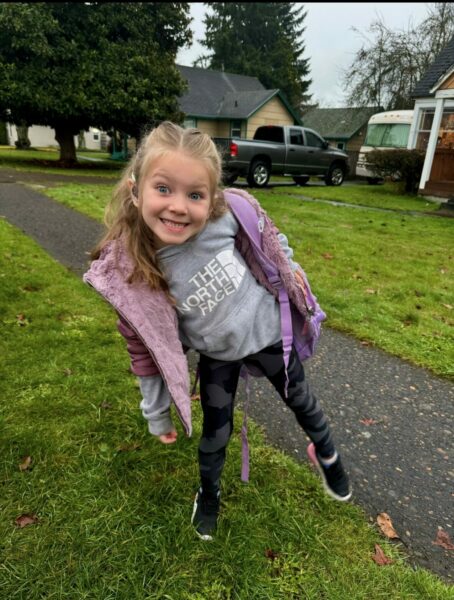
[307,443,352,502]
[191,488,220,540]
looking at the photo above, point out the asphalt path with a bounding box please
[0,174,452,583]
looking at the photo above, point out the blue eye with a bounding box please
[189,192,202,201]
[157,185,169,194]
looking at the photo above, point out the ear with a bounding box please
[128,178,139,206]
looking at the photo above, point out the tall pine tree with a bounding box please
[197,3,311,112]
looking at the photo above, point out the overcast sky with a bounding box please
[176,2,432,107]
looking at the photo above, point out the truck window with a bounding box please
[253,126,284,143]
[305,131,325,148]
[289,129,304,145]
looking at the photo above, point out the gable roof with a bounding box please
[302,106,382,140]
[176,65,302,124]
[411,34,454,97]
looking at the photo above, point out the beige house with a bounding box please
[408,34,454,199]
[176,65,302,138]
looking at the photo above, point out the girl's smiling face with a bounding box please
[137,150,212,249]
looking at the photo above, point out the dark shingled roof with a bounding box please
[411,34,454,98]
[302,106,382,140]
[177,65,266,118]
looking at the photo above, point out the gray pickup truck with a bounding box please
[214,125,349,187]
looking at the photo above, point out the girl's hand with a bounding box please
[158,430,178,444]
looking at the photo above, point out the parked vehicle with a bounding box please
[214,125,349,188]
[355,110,414,184]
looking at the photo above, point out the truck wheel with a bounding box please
[325,164,345,186]
[293,176,309,186]
[247,160,270,187]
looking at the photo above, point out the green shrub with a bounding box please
[366,149,425,194]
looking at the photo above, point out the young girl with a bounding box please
[84,121,351,541]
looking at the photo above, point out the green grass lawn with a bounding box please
[0,146,124,178]
[40,182,454,379]
[1,219,451,598]
[269,181,442,213]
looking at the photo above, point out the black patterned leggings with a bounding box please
[198,341,335,494]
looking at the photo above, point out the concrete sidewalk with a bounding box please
[0,179,452,583]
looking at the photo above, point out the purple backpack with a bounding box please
[226,192,326,374]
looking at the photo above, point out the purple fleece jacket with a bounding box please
[83,188,312,437]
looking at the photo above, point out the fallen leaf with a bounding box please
[371,544,394,565]
[360,418,377,426]
[442,304,453,310]
[360,340,371,346]
[377,513,399,539]
[265,548,279,561]
[16,314,29,326]
[100,401,112,409]
[63,368,73,377]
[191,394,201,402]
[322,253,334,260]
[365,288,377,295]
[15,513,39,528]
[432,529,454,550]
[19,456,32,471]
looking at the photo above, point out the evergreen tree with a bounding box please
[197,3,311,111]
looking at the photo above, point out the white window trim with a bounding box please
[419,98,445,189]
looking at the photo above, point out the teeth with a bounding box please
[161,219,187,230]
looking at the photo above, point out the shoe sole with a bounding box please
[307,443,352,502]
[191,493,214,541]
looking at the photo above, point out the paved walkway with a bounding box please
[0,172,452,583]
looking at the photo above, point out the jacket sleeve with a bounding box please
[116,315,160,377]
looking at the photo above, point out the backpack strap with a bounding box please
[225,191,293,392]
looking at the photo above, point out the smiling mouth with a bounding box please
[160,218,189,231]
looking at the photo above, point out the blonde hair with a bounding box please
[92,121,227,294]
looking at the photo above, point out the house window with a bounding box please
[231,120,242,138]
[416,109,434,150]
[183,118,197,129]
[93,134,99,141]
[438,108,454,149]
[337,142,345,150]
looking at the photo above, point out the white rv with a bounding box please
[356,110,414,183]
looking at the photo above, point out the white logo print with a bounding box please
[177,250,246,316]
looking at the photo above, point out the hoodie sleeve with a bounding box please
[139,376,175,436]
[117,316,160,377]
[277,232,299,272]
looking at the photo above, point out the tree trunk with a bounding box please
[54,124,78,167]
[15,122,31,149]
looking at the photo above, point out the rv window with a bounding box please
[381,124,410,147]
[365,124,410,148]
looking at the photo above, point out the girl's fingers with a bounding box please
[159,431,178,444]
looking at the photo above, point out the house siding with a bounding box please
[246,97,293,138]
[195,120,221,137]
[440,71,454,89]
[6,124,103,150]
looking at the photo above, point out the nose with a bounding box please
[168,192,188,214]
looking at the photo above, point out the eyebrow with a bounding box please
[150,171,209,190]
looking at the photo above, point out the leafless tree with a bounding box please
[342,2,454,110]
